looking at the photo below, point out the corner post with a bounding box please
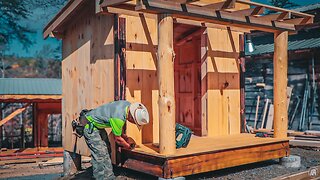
[273,31,288,138]
[157,13,176,154]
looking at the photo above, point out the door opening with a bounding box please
[174,24,203,136]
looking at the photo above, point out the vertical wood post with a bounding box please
[32,103,38,147]
[273,31,288,139]
[39,112,48,147]
[239,34,246,133]
[158,14,176,154]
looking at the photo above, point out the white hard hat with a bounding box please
[129,102,149,129]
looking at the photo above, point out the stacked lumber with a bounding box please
[254,129,320,148]
[0,147,63,164]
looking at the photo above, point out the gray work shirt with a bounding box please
[86,100,131,136]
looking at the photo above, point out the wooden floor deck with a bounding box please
[121,134,290,178]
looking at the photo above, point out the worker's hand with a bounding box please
[114,136,131,149]
[126,137,136,150]
[121,134,129,141]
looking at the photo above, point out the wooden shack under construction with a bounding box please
[44,0,314,178]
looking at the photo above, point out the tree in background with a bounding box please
[0,0,67,49]
[270,0,298,8]
[0,0,33,49]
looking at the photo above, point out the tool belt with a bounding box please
[72,109,93,138]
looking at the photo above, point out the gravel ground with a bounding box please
[1,147,319,180]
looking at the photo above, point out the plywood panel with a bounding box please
[123,14,158,144]
[204,27,241,137]
[62,5,114,156]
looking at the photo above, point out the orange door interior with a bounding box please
[174,24,202,136]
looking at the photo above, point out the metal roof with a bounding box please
[293,3,320,12]
[0,78,62,95]
[246,28,320,56]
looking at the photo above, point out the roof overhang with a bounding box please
[44,0,314,38]
[43,0,89,39]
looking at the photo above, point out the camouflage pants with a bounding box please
[84,126,115,180]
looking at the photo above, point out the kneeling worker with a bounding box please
[79,100,149,179]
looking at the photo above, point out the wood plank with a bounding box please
[0,103,30,126]
[100,0,131,7]
[266,104,274,130]
[165,141,289,178]
[289,140,320,148]
[43,0,87,38]
[283,17,313,25]
[286,86,292,111]
[122,137,289,178]
[132,134,289,157]
[124,13,158,146]
[173,0,200,4]
[173,18,251,33]
[203,0,236,10]
[205,27,240,136]
[236,0,314,18]
[62,5,114,156]
[122,159,163,177]
[304,130,320,137]
[254,95,260,129]
[229,6,265,16]
[136,0,298,32]
[255,12,289,22]
[260,99,269,129]
[274,166,320,180]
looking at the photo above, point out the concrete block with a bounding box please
[280,155,301,168]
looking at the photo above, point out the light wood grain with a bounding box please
[62,5,114,156]
[273,31,288,139]
[158,14,176,155]
[132,133,289,157]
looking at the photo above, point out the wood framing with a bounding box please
[121,136,289,178]
[42,0,314,178]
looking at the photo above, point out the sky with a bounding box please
[5,0,320,59]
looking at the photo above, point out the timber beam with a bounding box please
[100,0,131,7]
[135,0,297,32]
[121,141,290,178]
[228,6,265,17]
[203,0,236,10]
[0,103,31,127]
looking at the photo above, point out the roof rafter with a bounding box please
[236,0,312,18]
[256,12,290,22]
[228,6,265,17]
[135,0,297,32]
[203,0,235,10]
[172,0,200,4]
[100,0,131,7]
